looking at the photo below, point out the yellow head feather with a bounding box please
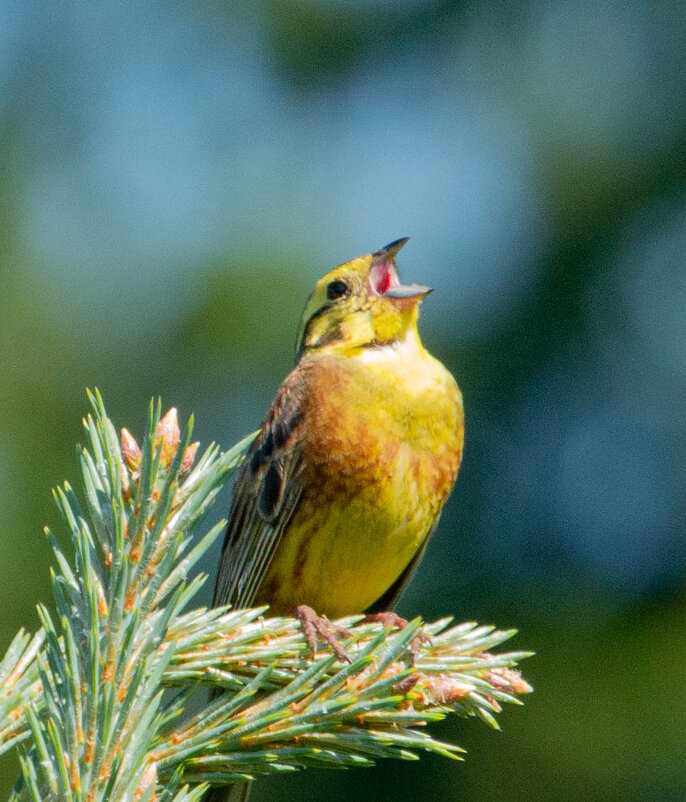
[295,239,431,361]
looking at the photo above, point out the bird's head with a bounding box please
[295,238,432,361]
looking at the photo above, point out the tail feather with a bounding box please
[205,781,252,802]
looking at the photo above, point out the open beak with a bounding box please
[373,237,410,261]
[369,238,433,302]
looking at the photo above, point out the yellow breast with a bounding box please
[257,333,464,617]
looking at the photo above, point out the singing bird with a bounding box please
[213,238,464,651]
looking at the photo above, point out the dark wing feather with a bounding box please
[213,370,307,610]
[365,515,441,613]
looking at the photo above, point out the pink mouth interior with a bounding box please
[369,259,399,295]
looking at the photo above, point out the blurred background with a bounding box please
[1,0,685,798]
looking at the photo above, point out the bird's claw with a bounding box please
[408,630,432,663]
[362,611,408,629]
[362,611,431,664]
[296,605,351,663]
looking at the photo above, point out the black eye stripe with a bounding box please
[326,279,349,300]
[295,280,351,359]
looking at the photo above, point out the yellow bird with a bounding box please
[213,238,464,651]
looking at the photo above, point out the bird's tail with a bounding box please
[205,781,252,802]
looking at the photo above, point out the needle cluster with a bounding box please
[0,391,532,800]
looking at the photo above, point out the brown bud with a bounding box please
[485,666,533,696]
[121,428,142,470]
[180,441,200,478]
[418,675,475,706]
[394,673,421,694]
[156,407,180,467]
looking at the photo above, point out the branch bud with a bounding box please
[416,675,476,706]
[121,428,142,470]
[180,442,200,478]
[156,408,180,467]
[484,665,533,696]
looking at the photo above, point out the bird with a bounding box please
[209,238,464,801]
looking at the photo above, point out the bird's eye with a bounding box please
[326,279,349,301]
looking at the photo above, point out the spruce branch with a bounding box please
[154,613,531,785]
[0,391,532,800]
[0,629,45,756]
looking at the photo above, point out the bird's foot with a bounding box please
[296,605,352,664]
[362,611,408,629]
[362,611,431,663]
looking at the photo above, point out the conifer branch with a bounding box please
[0,392,532,799]
[0,629,45,757]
